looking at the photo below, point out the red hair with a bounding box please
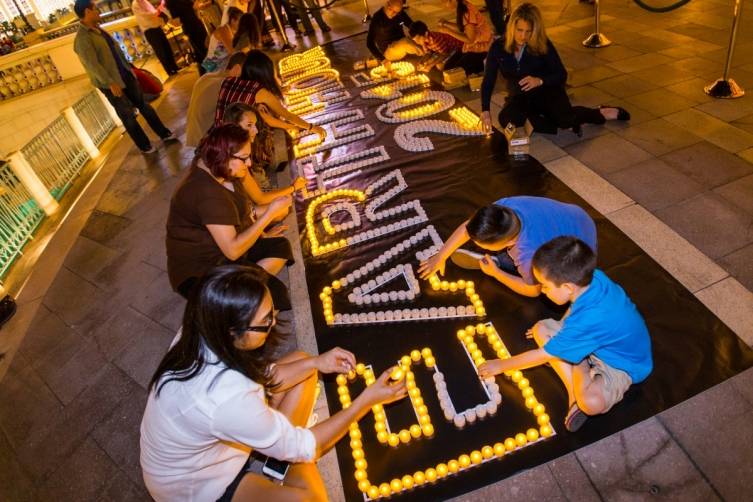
[193,124,250,179]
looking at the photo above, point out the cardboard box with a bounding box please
[468,73,483,92]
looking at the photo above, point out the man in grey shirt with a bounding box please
[73,0,175,153]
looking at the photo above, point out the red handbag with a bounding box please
[132,66,163,96]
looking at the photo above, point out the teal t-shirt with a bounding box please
[543,270,653,383]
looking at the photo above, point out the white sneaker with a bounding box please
[161,131,177,142]
[140,144,157,154]
[450,249,484,270]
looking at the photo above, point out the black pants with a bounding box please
[485,0,507,36]
[445,51,486,75]
[100,71,171,151]
[177,238,294,310]
[144,27,180,75]
[183,21,208,72]
[499,86,605,134]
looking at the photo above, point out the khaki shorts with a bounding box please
[538,318,632,412]
[587,355,632,412]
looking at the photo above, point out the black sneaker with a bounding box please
[0,295,17,330]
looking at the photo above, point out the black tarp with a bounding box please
[292,34,753,501]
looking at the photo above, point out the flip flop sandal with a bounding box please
[565,403,588,432]
[600,105,631,121]
[450,249,485,270]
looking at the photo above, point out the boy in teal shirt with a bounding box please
[479,236,652,432]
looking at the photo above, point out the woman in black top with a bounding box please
[480,3,629,136]
[166,124,305,302]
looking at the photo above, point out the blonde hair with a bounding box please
[504,3,548,55]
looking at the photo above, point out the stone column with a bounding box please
[7,151,59,216]
[63,106,100,159]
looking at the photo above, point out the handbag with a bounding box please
[132,65,163,100]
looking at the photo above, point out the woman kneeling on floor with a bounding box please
[165,124,306,304]
[480,3,629,137]
[141,265,407,501]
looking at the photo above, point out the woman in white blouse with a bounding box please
[140,265,406,501]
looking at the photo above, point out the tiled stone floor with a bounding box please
[2,0,753,500]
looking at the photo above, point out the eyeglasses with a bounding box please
[231,153,252,163]
[233,311,277,336]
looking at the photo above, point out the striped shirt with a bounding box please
[425,31,463,55]
[214,77,263,125]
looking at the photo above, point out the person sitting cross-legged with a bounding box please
[408,20,463,72]
[367,0,423,72]
[478,237,653,432]
[433,0,493,75]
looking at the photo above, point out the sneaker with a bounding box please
[565,403,588,432]
[450,249,484,270]
[0,295,17,330]
[161,131,178,142]
[140,144,157,154]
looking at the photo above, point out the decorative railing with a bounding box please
[0,54,63,100]
[73,91,116,146]
[1,89,119,279]
[0,161,45,278]
[0,15,151,102]
[20,116,91,200]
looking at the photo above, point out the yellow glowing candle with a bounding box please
[402,474,414,490]
[504,438,516,451]
[458,454,471,468]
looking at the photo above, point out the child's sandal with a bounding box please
[565,403,588,432]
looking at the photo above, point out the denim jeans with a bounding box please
[100,71,171,151]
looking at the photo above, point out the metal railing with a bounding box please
[20,116,90,200]
[0,162,45,278]
[73,92,116,146]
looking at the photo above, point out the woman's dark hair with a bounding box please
[456,0,470,33]
[241,50,282,98]
[150,265,281,396]
[193,123,250,178]
[223,101,259,126]
[532,236,597,287]
[466,204,521,244]
[227,6,243,23]
[233,13,262,49]
[408,20,429,38]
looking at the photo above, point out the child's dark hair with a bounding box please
[532,236,596,287]
[409,20,429,38]
[466,204,520,244]
[223,102,258,126]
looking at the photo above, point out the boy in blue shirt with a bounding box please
[418,196,597,298]
[479,236,653,432]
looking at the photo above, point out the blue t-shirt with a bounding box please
[543,270,653,383]
[495,196,597,284]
